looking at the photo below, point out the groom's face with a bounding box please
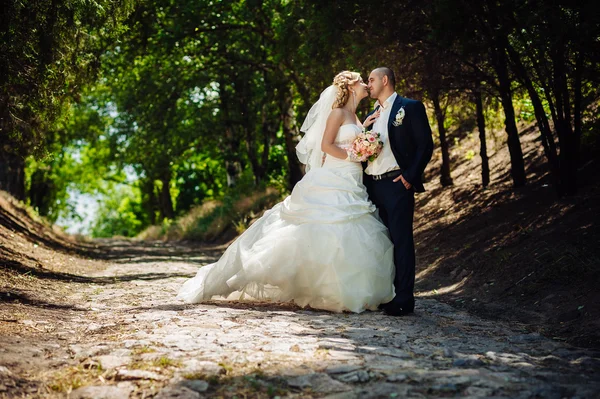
[368,71,383,99]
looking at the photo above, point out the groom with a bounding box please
[364,67,434,316]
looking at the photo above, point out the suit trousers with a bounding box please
[365,175,415,304]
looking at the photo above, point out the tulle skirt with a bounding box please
[177,158,395,313]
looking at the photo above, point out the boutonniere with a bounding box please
[392,106,406,127]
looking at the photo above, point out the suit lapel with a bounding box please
[387,94,404,132]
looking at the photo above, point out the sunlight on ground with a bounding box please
[415,256,445,281]
[417,277,468,297]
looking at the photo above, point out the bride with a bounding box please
[177,71,395,313]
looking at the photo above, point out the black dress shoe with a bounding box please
[383,305,414,317]
[381,298,415,316]
[379,297,414,312]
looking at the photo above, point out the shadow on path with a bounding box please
[1,255,193,285]
[0,290,89,311]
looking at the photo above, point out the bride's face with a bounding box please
[350,80,369,102]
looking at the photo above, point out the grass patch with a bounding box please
[47,364,105,393]
[153,356,181,368]
[131,345,156,355]
[128,356,181,372]
[218,362,234,375]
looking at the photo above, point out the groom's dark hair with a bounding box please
[375,67,396,88]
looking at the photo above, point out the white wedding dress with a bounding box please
[177,124,395,313]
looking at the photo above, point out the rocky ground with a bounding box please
[1,240,599,398]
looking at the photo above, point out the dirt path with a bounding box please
[1,241,599,398]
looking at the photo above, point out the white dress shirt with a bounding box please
[365,92,401,176]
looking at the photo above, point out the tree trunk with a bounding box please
[493,45,526,188]
[158,172,174,220]
[28,167,53,216]
[224,158,240,187]
[258,69,273,186]
[219,79,242,187]
[474,90,490,187]
[140,176,157,225]
[432,92,453,186]
[243,102,267,185]
[570,49,583,195]
[245,125,265,185]
[553,42,578,196]
[0,149,26,200]
[281,87,304,190]
[505,42,560,191]
[260,110,271,184]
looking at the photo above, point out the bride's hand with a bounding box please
[345,149,362,163]
[363,110,381,128]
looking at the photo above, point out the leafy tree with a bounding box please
[0,0,132,200]
[502,0,600,195]
[4,0,598,237]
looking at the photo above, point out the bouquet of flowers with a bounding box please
[348,130,384,162]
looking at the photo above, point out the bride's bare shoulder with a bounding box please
[329,108,345,117]
[326,108,345,124]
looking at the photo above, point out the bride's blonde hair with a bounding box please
[332,71,362,109]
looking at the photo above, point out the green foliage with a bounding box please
[91,184,146,238]
[174,155,226,215]
[5,0,367,233]
[1,0,133,156]
[5,0,599,234]
[73,0,342,228]
[515,98,536,123]
[22,91,136,226]
[138,178,283,242]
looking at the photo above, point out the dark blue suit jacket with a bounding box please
[365,95,434,193]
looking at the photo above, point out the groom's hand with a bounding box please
[394,174,412,189]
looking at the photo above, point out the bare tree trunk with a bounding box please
[260,107,271,183]
[281,87,303,190]
[474,90,490,187]
[432,91,453,186]
[571,50,583,194]
[493,45,526,188]
[477,1,527,189]
[257,70,273,185]
[243,113,266,185]
[141,176,158,225]
[28,167,53,216]
[506,43,560,191]
[244,125,262,185]
[158,172,174,220]
[219,79,241,187]
[553,42,578,196]
[0,149,25,200]
[224,158,240,187]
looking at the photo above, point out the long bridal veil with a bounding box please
[295,85,338,172]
